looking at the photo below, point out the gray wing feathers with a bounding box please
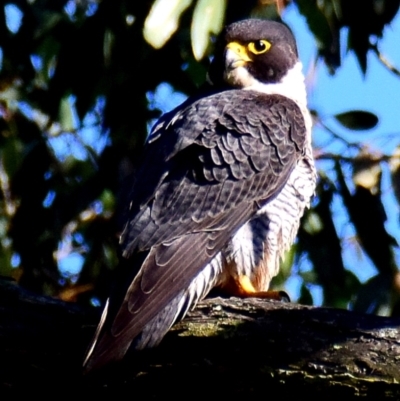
[84,90,306,371]
[134,245,223,351]
[122,92,305,255]
[84,202,254,371]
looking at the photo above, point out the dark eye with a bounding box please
[248,40,271,55]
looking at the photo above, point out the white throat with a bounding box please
[244,62,308,108]
[232,61,311,138]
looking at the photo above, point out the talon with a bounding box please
[219,275,290,302]
[277,290,290,303]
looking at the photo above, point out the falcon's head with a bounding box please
[208,19,304,102]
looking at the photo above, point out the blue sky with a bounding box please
[285,5,400,149]
[282,6,400,303]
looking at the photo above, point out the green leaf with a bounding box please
[143,0,193,49]
[2,136,23,179]
[37,36,60,84]
[182,57,208,87]
[299,270,317,284]
[34,11,63,39]
[59,96,77,132]
[298,284,313,305]
[302,210,323,235]
[334,110,378,131]
[271,244,296,287]
[191,0,226,60]
[100,189,115,213]
[295,0,333,50]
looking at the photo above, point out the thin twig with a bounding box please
[313,117,363,150]
[371,44,400,77]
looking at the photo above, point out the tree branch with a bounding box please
[1,279,400,397]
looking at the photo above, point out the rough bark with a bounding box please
[1,278,399,397]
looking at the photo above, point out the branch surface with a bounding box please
[1,279,400,397]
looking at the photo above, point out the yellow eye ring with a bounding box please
[248,40,271,55]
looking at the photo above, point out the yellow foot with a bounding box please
[220,275,290,302]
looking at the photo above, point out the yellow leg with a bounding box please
[221,275,290,302]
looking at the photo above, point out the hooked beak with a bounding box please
[225,41,252,70]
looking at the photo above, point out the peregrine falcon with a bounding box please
[83,19,316,372]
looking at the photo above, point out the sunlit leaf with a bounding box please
[191,0,226,60]
[352,151,381,192]
[59,96,77,132]
[0,86,20,112]
[302,210,323,235]
[143,0,193,49]
[334,110,378,131]
[100,189,115,213]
